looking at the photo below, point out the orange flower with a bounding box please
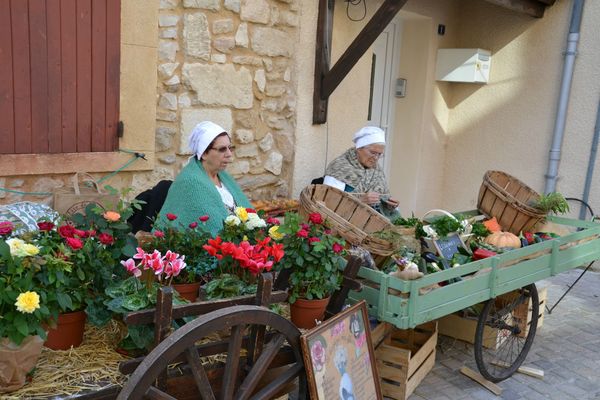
[103,211,121,222]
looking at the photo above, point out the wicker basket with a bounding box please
[477,171,545,235]
[299,184,400,256]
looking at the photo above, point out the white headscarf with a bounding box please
[188,121,228,159]
[353,126,386,149]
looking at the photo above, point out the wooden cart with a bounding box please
[347,215,600,382]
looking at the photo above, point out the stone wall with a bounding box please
[155,0,299,200]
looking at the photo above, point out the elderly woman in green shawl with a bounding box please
[324,126,400,219]
[156,121,252,235]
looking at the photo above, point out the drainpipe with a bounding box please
[579,99,600,219]
[544,0,585,194]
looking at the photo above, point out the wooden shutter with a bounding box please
[0,0,121,155]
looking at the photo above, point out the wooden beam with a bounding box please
[482,0,547,18]
[312,0,335,124]
[321,0,408,100]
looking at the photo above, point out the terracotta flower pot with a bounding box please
[290,297,330,329]
[44,310,87,350]
[172,282,201,302]
[0,335,44,393]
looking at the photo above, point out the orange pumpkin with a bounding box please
[484,231,521,248]
[483,217,502,233]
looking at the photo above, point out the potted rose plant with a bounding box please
[0,221,71,391]
[276,212,346,328]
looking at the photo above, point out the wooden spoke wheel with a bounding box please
[474,284,539,382]
[117,305,307,400]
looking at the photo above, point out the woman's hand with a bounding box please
[361,192,381,205]
[383,197,399,208]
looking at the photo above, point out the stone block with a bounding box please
[157,110,177,122]
[235,22,249,48]
[258,132,273,151]
[254,69,266,92]
[163,75,180,86]
[159,155,177,164]
[227,160,250,176]
[237,174,280,190]
[213,37,235,53]
[266,84,286,97]
[232,56,262,66]
[213,19,234,34]
[156,126,177,152]
[183,0,220,10]
[224,0,240,13]
[274,131,294,162]
[159,14,179,27]
[160,28,178,39]
[159,93,178,111]
[235,129,254,144]
[183,63,253,109]
[211,53,227,63]
[158,40,178,61]
[264,152,283,175]
[183,13,211,60]
[132,168,175,193]
[158,62,179,79]
[178,93,192,108]
[241,0,270,24]
[160,0,178,9]
[180,108,233,154]
[235,143,259,158]
[251,27,292,57]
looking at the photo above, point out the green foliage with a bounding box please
[277,212,346,304]
[392,214,426,238]
[531,192,570,215]
[428,215,462,238]
[204,273,257,300]
[471,221,491,238]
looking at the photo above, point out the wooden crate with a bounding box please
[371,321,437,400]
[438,286,548,347]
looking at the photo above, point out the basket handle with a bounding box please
[422,209,457,221]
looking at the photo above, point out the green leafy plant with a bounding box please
[531,192,570,215]
[392,215,426,238]
[277,212,346,304]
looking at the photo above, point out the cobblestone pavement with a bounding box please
[408,269,600,400]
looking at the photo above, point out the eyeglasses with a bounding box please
[209,145,236,153]
[362,148,384,159]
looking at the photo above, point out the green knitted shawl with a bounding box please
[156,158,251,236]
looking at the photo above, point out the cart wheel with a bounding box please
[474,284,539,382]
[117,305,307,400]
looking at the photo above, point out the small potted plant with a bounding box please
[277,212,346,328]
[146,213,215,302]
[0,221,69,391]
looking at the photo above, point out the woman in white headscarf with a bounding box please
[156,121,251,235]
[324,126,400,218]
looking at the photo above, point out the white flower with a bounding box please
[224,215,241,226]
[7,238,41,257]
[460,219,473,235]
[245,213,267,230]
[423,225,438,239]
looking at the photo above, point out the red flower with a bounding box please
[37,221,55,231]
[199,215,209,222]
[270,243,284,262]
[58,224,76,238]
[325,229,332,235]
[189,222,198,229]
[296,229,309,238]
[98,233,115,245]
[85,230,97,238]
[308,237,321,244]
[74,229,87,238]
[65,237,83,250]
[332,242,344,254]
[166,213,177,221]
[266,217,280,225]
[0,221,14,236]
[153,230,165,238]
[246,208,257,213]
[309,213,323,225]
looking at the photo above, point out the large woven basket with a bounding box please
[299,184,399,256]
[477,171,545,235]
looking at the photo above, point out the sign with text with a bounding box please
[433,234,468,260]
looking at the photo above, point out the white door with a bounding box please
[369,20,401,175]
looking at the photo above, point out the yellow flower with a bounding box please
[103,211,121,222]
[23,243,40,256]
[269,226,284,240]
[15,291,40,314]
[234,207,249,222]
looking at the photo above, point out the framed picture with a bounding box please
[300,301,382,400]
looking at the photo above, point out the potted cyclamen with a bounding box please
[145,213,214,302]
[277,212,346,328]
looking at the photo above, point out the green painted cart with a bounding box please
[347,215,600,382]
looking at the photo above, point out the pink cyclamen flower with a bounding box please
[121,258,141,277]
[189,222,198,229]
[309,213,323,225]
[0,221,14,236]
[199,215,209,222]
[308,237,321,244]
[266,217,280,225]
[296,229,309,238]
[153,230,165,238]
[165,257,186,278]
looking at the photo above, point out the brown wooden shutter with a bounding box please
[0,0,121,155]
